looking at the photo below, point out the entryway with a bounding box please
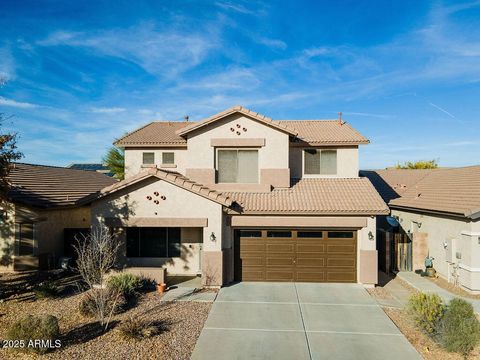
[191,282,421,360]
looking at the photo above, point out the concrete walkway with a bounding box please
[191,282,421,360]
[397,271,480,313]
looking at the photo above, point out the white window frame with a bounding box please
[302,148,338,177]
[215,148,259,184]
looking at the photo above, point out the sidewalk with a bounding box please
[397,271,480,313]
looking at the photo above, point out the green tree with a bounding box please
[396,159,438,169]
[0,114,23,200]
[103,146,124,180]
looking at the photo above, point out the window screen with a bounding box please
[126,227,181,257]
[142,152,155,165]
[321,150,337,174]
[217,149,258,183]
[162,152,175,164]
[304,149,337,175]
[16,223,34,256]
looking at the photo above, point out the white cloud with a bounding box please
[90,107,126,114]
[215,2,256,15]
[37,23,217,77]
[0,97,40,109]
[257,37,287,50]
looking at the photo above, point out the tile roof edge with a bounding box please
[176,106,298,137]
[83,167,234,207]
[114,121,156,146]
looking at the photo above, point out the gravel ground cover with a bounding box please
[0,273,211,360]
[384,307,480,360]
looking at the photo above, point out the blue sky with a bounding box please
[0,0,479,169]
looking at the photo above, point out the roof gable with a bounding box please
[90,168,234,207]
[176,106,298,137]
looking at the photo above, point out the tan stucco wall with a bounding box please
[289,146,359,178]
[0,202,16,271]
[91,177,225,282]
[392,209,480,292]
[185,113,290,189]
[0,203,91,271]
[124,148,187,178]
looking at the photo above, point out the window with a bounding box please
[267,231,292,238]
[238,230,262,238]
[217,149,258,183]
[126,227,181,258]
[142,152,155,165]
[297,231,323,238]
[16,223,34,256]
[304,149,337,175]
[162,152,175,165]
[328,231,354,239]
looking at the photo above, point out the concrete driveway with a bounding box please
[191,282,421,360]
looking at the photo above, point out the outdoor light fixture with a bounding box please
[210,232,216,242]
[368,231,374,241]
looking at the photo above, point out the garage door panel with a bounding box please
[242,256,265,266]
[236,229,357,283]
[327,258,356,268]
[296,271,326,282]
[266,269,295,282]
[296,243,325,253]
[327,244,356,254]
[297,258,326,267]
[267,257,294,266]
[327,270,357,282]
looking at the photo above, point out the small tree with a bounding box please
[0,114,23,200]
[74,227,121,330]
[103,146,124,180]
[396,159,439,169]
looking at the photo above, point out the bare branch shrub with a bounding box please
[73,226,121,331]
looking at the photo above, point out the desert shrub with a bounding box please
[408,292,445,335]
[6,315,59,353]
[117,317,159,340]
[33,281,59,299]
[107,273,143,297]
[439,298,480,355]
[79,289,126,318]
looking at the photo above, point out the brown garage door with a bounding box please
[234,229,357,282]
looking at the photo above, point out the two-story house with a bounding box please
[90,106,388,286]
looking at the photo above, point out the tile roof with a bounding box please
[93,167,234,207]
[360,169,434,203]
[114,109,369,147]
[225,177,389,215]
[7,163,117,208]
[176,105,298,137]
[115,121,189,147]
[285,120,369,145]
[388,166,480,219]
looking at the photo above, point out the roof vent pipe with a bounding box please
[338,112,343,125]
[184,115,189,121]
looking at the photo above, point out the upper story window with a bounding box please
[142,152,155,165]
[162,152,175,165]
[304,149,337,175]
[216,149,258,183]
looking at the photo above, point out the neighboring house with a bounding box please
[88,106,388,286]
[362,167,480,293]
[0,163,116,271]
[67,163,113,177]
